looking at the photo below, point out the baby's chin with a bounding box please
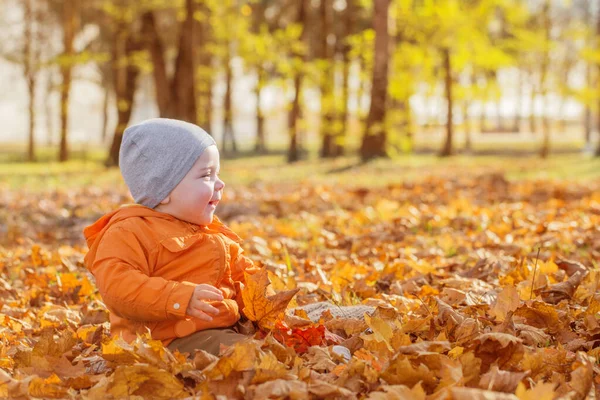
[195,214,215,226]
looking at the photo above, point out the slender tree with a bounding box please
[106,23,142,167]
[336,0,357,157]
[221,38,237,154]
[539,0,551,158]
[439,47,454,157]
[319,0,336,158]
[58,0,77,162]
[360,0,390,161]
[23,0,40,161]
[288,0,309,163]
[141,0,197,123]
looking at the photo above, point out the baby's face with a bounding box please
[156,145,225,225]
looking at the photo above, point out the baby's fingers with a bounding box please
[196,284,223,296]
[190,300,220,317]
[187,308,214,321]
[194,289,224,301]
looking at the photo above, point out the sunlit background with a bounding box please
[0,0,598,164]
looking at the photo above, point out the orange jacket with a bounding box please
[83,205,260,346]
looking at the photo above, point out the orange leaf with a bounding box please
[242,269,299,330]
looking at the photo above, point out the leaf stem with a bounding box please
[530,247,541,300]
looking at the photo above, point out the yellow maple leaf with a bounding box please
[363,314,394,352]
[515,382,556,400]
[242,269,299,330]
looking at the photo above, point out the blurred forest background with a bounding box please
[1,0,599,165]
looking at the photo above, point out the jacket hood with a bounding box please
[83,205,164,269]
[83,205,241,270]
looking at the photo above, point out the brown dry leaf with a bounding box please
[309,380,357,399]
[540,271,586,305]
[514,301,562,334]
[479,366,528,393]
[381,355,437,393]
[325,317,368,336]
[554,258,588,277]
[449,386,519,399]
[490,286,521,321]
[304,346,336,372]
[556,352,594,400]
[243,269,300,330]
[458,350,483,387]
[28,374,68,399]
[396,341,451,355]
[454,318,482,344]
[85,364,188,399]
[366,383,426,400]
[470,333,524,373]
[514,324,550,347]
[250,379,308,400]
[520,347,573,382]
[204,340,259,379]
[100,336,140,365]
[251,350,293,384]
[193,349,219,370]
[435,298,465,333]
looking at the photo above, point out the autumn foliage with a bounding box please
[1,173,600,398]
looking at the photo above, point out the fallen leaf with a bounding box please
[243,269,300,330]
[490,286,521,321]
[479,366,528,393]
[540,271,586,305]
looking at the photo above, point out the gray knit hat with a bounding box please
[119,118,216,208]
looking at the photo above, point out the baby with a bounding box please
[83,118,261,356]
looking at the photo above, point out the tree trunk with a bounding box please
[45,68,55,146]
[513,67,522,133]
[463,101,471,153]
[439,47,454,157]
[142,0,198,123]
[493,72,503,132]
[288,74,303,163]
[222,43,237,154]
[539,0,551,159]
[196,2,213,131]
[172,0,197,123]
[255,64,266,153]
[59,0,76,162]
[141,12,171,118]
[319,0,335,158]
[529,69,537,135]
[287,0,309,163]
[585,61,592,144]
[106,29,141,167]
[334,0,354,157]
[101,85,110,143]
[24,0,36,162]
[360,0,389,161]
[584,0,592,146]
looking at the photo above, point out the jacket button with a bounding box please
[173,303,180,310]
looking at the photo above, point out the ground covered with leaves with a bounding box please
[1,171,600,399]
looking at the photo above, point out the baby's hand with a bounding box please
[186,284,224,321]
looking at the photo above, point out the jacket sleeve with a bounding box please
[90,226,196,322]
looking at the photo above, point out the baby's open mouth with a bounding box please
[209,200,219,206]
